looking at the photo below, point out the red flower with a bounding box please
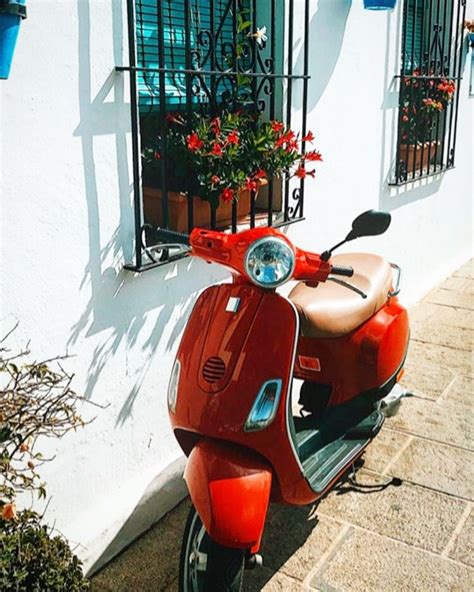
[271,120,284,134]
[295,166,315,180]
[245,177,258,192]
[1,503,16,522]
[288,139,300,152]
[154,151,161,160]
[302,131,315,143]
[276,130,296,148]
[211,175,221,185]
[187,133,204,151]
[226,130,240,146]
[305,150,323,162]
[211,143,224,157]
[402,115,409,122]
[254,169,267,180]
[220,188,235,203]
[211,117,221,135]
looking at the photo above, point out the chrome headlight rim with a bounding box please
[244,236,296,289]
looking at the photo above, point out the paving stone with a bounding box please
[259,505,343,581]
[317,471,467,554]
[445,375,474,409]
[439,277,471,291]
[386,394,474,450]
[449,509,474,567]
[411,320,474,352]
[425,288,474,310]
[312,528,474,592]
[91,518,181,591]
[405,340,473,378]
[247,567,305,591]
[389,437,474,500]
[401,349,455,400]
[159,497,192,533]
[454,260,474,279]
[361,428,410,473]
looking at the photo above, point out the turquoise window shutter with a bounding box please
[135,0,239,112]
[403,1,424,72]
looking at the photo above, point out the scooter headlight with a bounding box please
[244,237,295,288]
[167,359,181,413]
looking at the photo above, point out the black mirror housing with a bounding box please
[347,210,391,241]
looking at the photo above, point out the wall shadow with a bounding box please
[294,0,352,110]
[72,0,228,423]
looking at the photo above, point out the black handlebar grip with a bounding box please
[331,265,354,278]
[155,227,190,246]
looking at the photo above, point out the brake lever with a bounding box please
[327,277,368,299]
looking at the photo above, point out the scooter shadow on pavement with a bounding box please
[243,459,402,590]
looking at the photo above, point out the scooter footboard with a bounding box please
[184,439,272,552]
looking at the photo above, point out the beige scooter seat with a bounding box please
[289,253,393,338]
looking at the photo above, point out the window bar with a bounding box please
[298,0,311,220]
[184,0,195,234]
[156,0,169,229]
[126,0,143,270]
[395,0,410,183]
[284,0,295,221]
[231,0,239,234]
[210,0,217,230]
[424,0,435,173]
[417,0,428,177]
[445,0,460,168]
[437,0,453,171]
[407,0,418,180]
[443,0,457,167]
[448,0,466,168]
[430,0,442,174]
[266,0,276,227]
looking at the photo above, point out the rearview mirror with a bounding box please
[347,210,391,241]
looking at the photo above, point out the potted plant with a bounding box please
[141,110,322,232]
[0,330,91,590]
[399,71,456,175]
[465,20,474,46]
[0,0,27,80]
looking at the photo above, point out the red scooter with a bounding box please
[160,210,409,591]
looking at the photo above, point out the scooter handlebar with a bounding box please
[330,265,354,278]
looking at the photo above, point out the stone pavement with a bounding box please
[91,260,473,592]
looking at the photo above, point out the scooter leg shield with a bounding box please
[184,439,272,552]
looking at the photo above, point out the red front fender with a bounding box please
[184,439,272,552]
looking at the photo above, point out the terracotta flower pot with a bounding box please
[399,141,441,175]
[143,181,266,232]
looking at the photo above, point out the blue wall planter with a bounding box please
[0,0,27,80]
[364,0,397,10]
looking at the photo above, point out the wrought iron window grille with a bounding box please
[391,0,467,186]
[118,0,312,272]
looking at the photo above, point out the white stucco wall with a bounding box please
[1,0,472,574]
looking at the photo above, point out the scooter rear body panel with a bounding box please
[294,297,409,406]
[170,282,317,505]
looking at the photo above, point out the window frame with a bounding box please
[118,0,312,272]
[391,0,467,187]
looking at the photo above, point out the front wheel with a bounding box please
[179,505,245,592]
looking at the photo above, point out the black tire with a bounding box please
[179,505,245,592]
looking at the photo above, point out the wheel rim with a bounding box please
[182,511,210,592]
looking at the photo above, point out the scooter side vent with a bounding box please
[202,357,226,383]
